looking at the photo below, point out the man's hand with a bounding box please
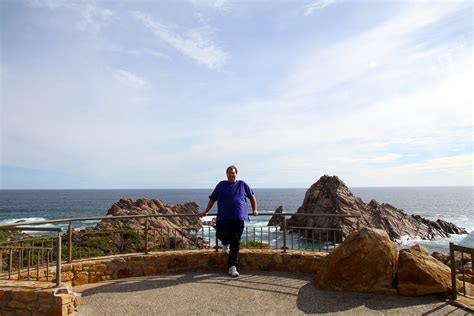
[252,209,258,216]
[198,211,208,218]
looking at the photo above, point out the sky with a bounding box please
[0,0,472,189]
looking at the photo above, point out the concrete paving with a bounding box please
[74,271,472,315]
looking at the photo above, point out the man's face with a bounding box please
[226,168,237,183]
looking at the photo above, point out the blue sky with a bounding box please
[0,0,472,189]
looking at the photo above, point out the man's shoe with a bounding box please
[228,265,239,277]
[222,244,229,254]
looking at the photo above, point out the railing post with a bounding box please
[449,242,456,300]
[56,233,61,287]
[68,221,73,263]
[145,218,149,254]
[282,216,287,253]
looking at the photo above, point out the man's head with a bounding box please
[226,165,238,183]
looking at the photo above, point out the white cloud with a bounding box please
[188,0,230,10]
[303,0,337,16]
[128,49,170,60]
[369,154,402,164]
[26,0,68,9]
[26,0,114,35]
[390,154,473,174]
[115,69,146,88]
[132,11,228,69]
[76,4,114,35]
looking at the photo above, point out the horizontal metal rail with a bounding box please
[0,212,360,228]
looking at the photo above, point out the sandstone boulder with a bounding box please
[397,245,454,296]
[314,227,398,295]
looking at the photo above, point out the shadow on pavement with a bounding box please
[296,282,465,314]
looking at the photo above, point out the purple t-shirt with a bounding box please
[209,180,254,221]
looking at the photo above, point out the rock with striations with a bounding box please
[284,175,467,242]
[396,245,459,296]
[314,227,398,295]
[95,197,203,249]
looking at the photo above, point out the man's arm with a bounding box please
[250,195,258,216]
[199,199,216,217]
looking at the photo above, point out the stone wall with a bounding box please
[0,283,80,316]
[60,249,327,286]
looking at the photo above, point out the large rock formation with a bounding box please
[396,245,456,296]
[90,198,203,251]
[283,175,466,241]
[315,228,398,294]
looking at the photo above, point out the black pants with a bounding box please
[216,219,244,268]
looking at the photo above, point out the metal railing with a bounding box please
[0,226,63,287]
[0,212,360,285]
[449,242,474,300]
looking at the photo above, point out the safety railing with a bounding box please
[0,212,360,285]
[449,242,474,300]
[0,226,63,287]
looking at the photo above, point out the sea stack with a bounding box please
[280,175,466,241]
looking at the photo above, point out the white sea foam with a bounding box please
[0,217,47,225]
[459,231,474,247]
[200,215,216,222]
[397,233,469,253]
[252,221,270,227]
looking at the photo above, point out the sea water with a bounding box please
[0,187,472,253]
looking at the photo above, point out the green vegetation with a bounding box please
[240,241,270,248]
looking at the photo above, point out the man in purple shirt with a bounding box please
[199,165,258,277]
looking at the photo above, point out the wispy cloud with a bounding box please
[115,69,146,88]
[132,11,228,69]
[76,4,114,35]
[26,0,114,35]
[127,48,170,60]
[303,0,338,16]
[188,0,230,10]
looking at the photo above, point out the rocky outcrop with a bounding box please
[268,206,284,227]
[396,245,455,296]
[314,228,398,294]
[283,175,466,241]
[90,197,203,250]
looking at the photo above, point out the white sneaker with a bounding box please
[228,265,239,277]
[222,244,229,254]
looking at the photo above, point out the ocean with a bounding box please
[0,187,472,253]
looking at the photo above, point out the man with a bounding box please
[199,165,258,277]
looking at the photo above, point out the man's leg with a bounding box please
[228,220,244,268]
[216,220,230,246]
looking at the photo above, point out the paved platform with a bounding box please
[74,271,471,315]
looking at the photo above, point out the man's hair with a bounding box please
[226,165,238,174]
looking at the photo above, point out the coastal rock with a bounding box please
[268,206,284,227]
[93,197,203,250]
[314,228,398,295]
[283,175,466,241]
[397,245,454,296]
